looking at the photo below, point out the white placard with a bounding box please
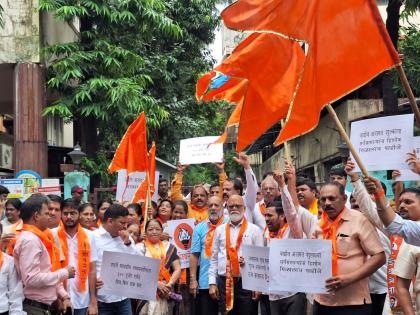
[241,245,269,292]
[38,178,61,196]
[396,136,420,181]
[179,136,223,165]
[100,251,159,301]
[116,170,159,202]
[269,239,332,294]
[350,114,414,171]
[0,179,24,199]
[167,219,195,269]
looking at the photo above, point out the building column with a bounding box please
[13,63,47,177]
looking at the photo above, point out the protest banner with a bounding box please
[179,136,223,165]
[100,251,159,301]
[396,136,420,181]
[37,178,61,196]
[269,239,332,294]
[241,245,269,292]
[167,218,195,269]
[350,114,414,172]
[0,179,24,199]
[116,170,159,202]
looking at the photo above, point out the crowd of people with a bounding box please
[0,151,420,315]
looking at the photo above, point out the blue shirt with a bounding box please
[191,217,229,289]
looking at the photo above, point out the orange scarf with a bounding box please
[180,269,187,285]
[388,235,404,312]
[319,210,345,276]
[189,204,208,223]
[225,219,248,313]
[145,240,171,282]
[0,251,4,270]
[267,223,289,240]
[259,202,266,215]
[204,216,225,258]
[6,220,23,255]
[57,223,91,292]
[23,225,61,271]
[309,199,319,216]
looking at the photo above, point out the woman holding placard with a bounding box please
[136,219,181,315]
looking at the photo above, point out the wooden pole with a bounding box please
[396,65,420,127]
[326,104,369,178]
[280,120,291,161]
[141,171,151,234]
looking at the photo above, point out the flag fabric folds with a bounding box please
[108,112,148,174]
[221,0,401,145]
[196,32,305,151]
[131,142,156,203]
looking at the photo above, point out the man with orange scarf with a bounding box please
[190,196,229,315]
[13,194,75,315]
[312,183,385,315]
[52,199,98,315]
[208,194,263,314]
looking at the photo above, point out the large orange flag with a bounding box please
[108,112,148,174]
[131,142,156,203]
[196,32,305,151]
[222,0,401,145]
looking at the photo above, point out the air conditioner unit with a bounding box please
[0,144,13,169]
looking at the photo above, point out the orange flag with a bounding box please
[222,0,401,145]
[196,32,305,151]
[108,113,148,174]
[131,142,156,203]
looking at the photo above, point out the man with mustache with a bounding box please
[51,199,98,315]
[296,177,319,216]
[252,175,280,231]
[208,194,263,315]
[312,182,385,315]
[189,196,229,315]
[263,170,306,315]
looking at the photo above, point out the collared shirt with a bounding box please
[208,219,263,285]
[313,208,384,307]
[191,216,230,289]
[1,218,14,233]
[0,253,24,315]
[93,226,139,303]
[393,242,420,312]
[51,228,98,309]
[13,230,68,305]
[386,214,420,247]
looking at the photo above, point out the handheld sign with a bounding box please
[167,219,195,268]
[241,245,270,293]
[179,136,223,165]
[350,114,414,172]
[269,239,332,294]
[396,136,420,182]
[116,170,160,202]
[100,251,159,301]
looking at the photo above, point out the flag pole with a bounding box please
[280,120,291,161]
[396,65,420,127]
[326,104,369,178]
[141,171,152,234]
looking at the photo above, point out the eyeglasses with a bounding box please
[227,204,244,210]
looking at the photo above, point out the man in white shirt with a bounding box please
[52,199,98,315]
[93,204,138,315]
[0,223,24,315]
[209,194,263,315]
[252,176,279,231]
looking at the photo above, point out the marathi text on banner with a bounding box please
[241,245,269,292]
[179,136,223,165]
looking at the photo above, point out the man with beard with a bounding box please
[313,183,385,315]
[190,196,229,315]
[52,199,98,315]
[47,195,63,229]
[157,178,171,204]
[296,177,319,216]
[208,195,263,315]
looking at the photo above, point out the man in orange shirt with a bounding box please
[313,182,385,315]
[296,177,319,216]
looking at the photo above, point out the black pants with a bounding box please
[313,301,372,315]
[270,293,307,315]
[370,293,386,315]
[260,294,271,315]
[218,277,258,315]
[198,289,219,315]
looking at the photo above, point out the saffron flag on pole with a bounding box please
[222,0,401,145]
[131,142,156,203]
[196,32,305,151]
[108,112,148,174]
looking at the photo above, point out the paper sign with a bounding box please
[179,136,223,165]
[100,251,159,301]
[116,170,159,202]
[167,218,195,269]
[38,178,61,196]
[241,245,270,292]
[350,114,414,171]
[0,179,24,199]
[396,136,420,182]
[269,239,332,294]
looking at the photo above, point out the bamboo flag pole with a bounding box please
[280,120,291,162]
[141,171,152,234]
[326,104,369,178]
[396,65,420,127]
